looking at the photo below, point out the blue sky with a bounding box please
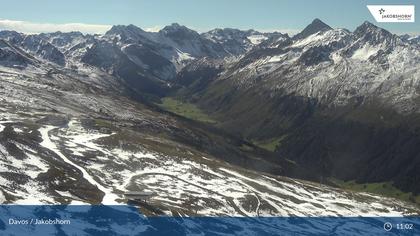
[0,0,418,34]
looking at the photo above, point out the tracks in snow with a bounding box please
[39,125,120,205]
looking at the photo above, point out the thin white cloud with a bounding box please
[195,27,301,36]
[0,19,112,34]
[0,18,304,36]
[145,26,162,32]
[257,28,301,36]
[397,31,420,36]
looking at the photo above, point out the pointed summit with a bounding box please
[354,21,379,33]
[160,23,199,38]
[353,21,394,44]
[105,24,150,43]
[353,21,385,36]
[293,18,332,40]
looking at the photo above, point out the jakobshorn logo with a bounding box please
[379,8,385,15]
[367,5,415,23]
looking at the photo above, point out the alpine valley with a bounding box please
[0,18,419,221]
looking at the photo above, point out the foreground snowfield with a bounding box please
[0,116,418,217]
[0,63,419,217]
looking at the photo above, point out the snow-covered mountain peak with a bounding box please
[42,31,85,38]
[107,24,145,34]
[353,21,398,45]
[214,20,420,113]
[292,28,351,49]
[202,28,257,54]
[204,28,248,41]
[40,31,92,54]
[343,21,410,63]
[159,23,200,40]
[0,30,24,44]
[20,35,66,65]
[203,28,285,54]
[293,18,332,40]
[354,21,382,33]
[41,31,85,45]
[105,24,151,43]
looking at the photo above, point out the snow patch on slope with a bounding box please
[351,44,380,60]
[247,35,268,45]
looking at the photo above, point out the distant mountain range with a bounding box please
[1,23,285,97]
[1,18,420,199]
[171,19,420,196]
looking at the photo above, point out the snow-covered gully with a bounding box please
[39,125,120,205]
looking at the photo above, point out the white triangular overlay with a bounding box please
[367,5,415,23]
